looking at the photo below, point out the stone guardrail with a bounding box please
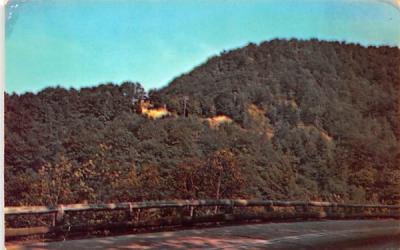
[5,199,400,239]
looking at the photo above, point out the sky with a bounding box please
[5,0,400,94]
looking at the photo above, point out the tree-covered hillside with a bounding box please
[5,39,400,207]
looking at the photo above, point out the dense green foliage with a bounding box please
[5,39,400,207]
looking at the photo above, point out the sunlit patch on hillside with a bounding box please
[138,100,171,119]
[276,96,298,109]
[205,115,233,127]
[297,122,333,142]
[248,104,275,138]
[248,104,265,121]
[265,128,274,139]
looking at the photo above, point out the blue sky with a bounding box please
[5,0,400,94]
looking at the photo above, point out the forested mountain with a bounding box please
[5,39,400,207]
